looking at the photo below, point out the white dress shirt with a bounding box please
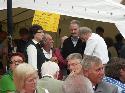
[42,48,52,60]
[26,39,38,70]
[84,33,109,64]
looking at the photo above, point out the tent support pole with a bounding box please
[7,0,13,53]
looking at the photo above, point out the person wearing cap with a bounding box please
[25,24,46,78]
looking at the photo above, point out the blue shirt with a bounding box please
[103,76,125,93]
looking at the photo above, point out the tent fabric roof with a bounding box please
[0,0,125,37]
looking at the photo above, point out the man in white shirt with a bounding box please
[79,27,109,64]
[26,24,45,78]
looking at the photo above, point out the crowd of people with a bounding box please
[0,19,125,93]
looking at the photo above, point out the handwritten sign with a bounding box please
[32,10,60,32]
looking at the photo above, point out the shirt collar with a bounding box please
[32,39,39,44]
[42,74,54,79]
[42,48,52,54]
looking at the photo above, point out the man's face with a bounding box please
[79,33,88,42]
[68,59,82,74]
[34,30,44,42]
[85,63,104,86]
[69,24,79,37]
[46,35,54,48]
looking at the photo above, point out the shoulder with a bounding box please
[37,87,49,93]
[38,78,63,85]
[98,81,118,93]
[0,73,15,92]
[27,44,36,51]
[63,37,71,43]
[0,72,12,82]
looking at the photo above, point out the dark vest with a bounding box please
[25,40,46,78]
[62,36,86,59]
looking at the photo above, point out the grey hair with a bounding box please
[81,55,102,70]
[70,20,80,26]
[43,33,51,41]
[79,27,92,36]
[67,53,82,63]
[63,74,94,93]
[42,33,52,45]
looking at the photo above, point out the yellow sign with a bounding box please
[32,10,60,32]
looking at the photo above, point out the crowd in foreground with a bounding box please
[0,19,125,93]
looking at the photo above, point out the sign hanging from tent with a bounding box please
[32,10,60,32]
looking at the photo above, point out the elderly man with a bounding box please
[63,74,94,93]
[37,61,63,93]
[79,27,109,64]
[67,53,83,75]
[81,55,119,93]
[41,33,55,61]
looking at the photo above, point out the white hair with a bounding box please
[41,61,59,76]
[63,74,94,93]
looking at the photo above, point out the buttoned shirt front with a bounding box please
[26,39,38,70]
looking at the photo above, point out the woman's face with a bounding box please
[10,56,24,71]
[24,73,38,92]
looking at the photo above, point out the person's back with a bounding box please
[37,61,63,93]
[14,27,30,53]
[88,33,109,64]
[83,32,109,64]
[63,74,94,93]
[38,77,63,93]
[79,27,109,64]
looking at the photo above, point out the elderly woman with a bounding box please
[0,52,25,93]
[13,63,47,93]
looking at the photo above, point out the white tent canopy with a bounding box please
[1,0,125,37]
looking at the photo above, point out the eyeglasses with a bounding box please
[10,60,23,65]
